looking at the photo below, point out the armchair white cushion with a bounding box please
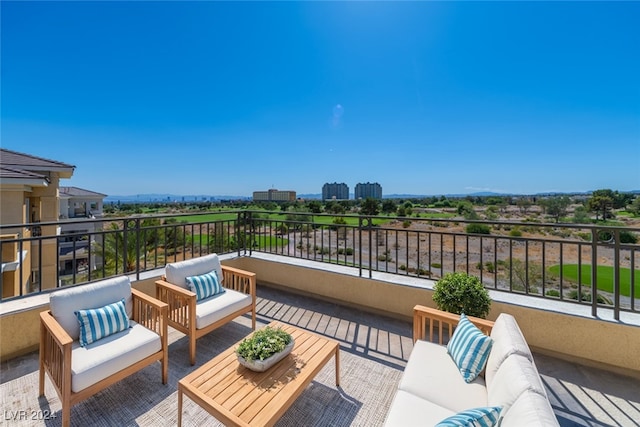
[194,290,252,330]
[49,275,132,341]
[165,253,224,289]
[70,320,161,392]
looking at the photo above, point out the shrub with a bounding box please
[620,231,638,244]
[509,228,522,237]
[432,272,492,318]
[567,290,613,305]
[466,223,491,235]
[545,289,560,298]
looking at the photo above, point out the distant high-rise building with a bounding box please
[322,182,349,200]
[355,182,382,200]
[252,189,296,202]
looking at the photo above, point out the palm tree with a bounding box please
[97,222,144,274]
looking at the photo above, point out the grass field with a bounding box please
[548,264,640,298]
[177,212,239,222]
[250,235,289,249]
[188,234,289,250]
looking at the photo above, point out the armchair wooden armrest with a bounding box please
[39,311,73,400]
[131,288,168,384]
[131,288,168,337]
[155,279,197,334]
[413,305,494,344]
[220,265,256,297]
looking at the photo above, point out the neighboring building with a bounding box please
[59,186,106,219]
[0,148,75,297]
[322,182,349,201]
[253,189,296,202]
[355,182,382,200]
[58,187,107,278]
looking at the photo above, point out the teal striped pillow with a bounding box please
[74,299,130,347]
[447,313,493,383]
[186,270,225,301]
[435,406,501,427]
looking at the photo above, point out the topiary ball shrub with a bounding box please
[433,272,492,318]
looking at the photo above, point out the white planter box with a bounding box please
[237,339,295,373]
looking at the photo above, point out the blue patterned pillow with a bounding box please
[435,406,501,427]
[447,313,494,383]
[186,270,225,300]
[75,299,130,347]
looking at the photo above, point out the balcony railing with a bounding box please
[1,210,638,319]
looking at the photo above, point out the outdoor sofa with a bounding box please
[384,306,559,426]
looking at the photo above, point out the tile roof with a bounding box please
[0,148,75,173]
[60,186,107,198]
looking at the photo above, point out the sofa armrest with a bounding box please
[413,305,494,344]
[39,311,73,398]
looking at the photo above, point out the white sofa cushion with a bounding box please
[165,253,224,290]
[488,354,547,414]
[50,276,132,341]
[195,288,252,330]
[70,321,161,393]
[384,390,456,427]
[398,340,488,413]
[485,313,533,387]
[500,389,559,426]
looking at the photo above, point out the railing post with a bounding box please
[133,218,141,281]
[591,228,598,317]
[367,216,373,279]
[358,217,363,277]
[613,229,620,321]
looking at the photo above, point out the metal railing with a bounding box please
[1,210,638,319]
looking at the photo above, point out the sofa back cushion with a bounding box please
[165,253,224,290]
[499,389,559,426]
[49,276,132,341]
[487,354,547,414]
[485,313,534,387]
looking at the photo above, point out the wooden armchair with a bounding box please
[39,276,168,427]
[155,253,256,365]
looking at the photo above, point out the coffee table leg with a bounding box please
[335,346,340,387]
[177,388,183,427]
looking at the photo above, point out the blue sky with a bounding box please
[2,1,639,197]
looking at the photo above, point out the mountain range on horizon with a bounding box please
[103,189,639,203]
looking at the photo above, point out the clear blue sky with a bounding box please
[2,1,639,197]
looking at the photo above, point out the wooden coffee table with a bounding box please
[177,321,340,427]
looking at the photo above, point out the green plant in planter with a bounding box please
[433,272,491,318]
[236,327,293,361]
